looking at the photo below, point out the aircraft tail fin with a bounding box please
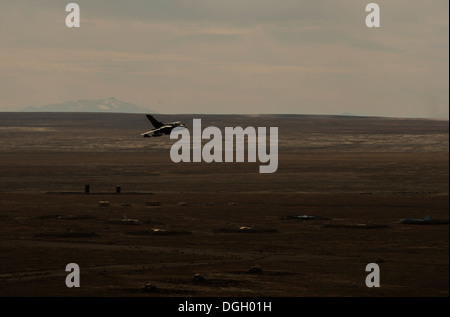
[424,215,431,221]
[146,114,163,129]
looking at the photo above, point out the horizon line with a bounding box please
[0,111,448,121]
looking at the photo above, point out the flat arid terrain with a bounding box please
[0,113,448,297]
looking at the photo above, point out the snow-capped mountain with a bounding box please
[21,97,157,114]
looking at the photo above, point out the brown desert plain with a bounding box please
[0,113,448,297]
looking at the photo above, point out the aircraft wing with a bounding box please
[141,130,155,136]
[141,125,173,137]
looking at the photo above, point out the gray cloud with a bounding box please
[0,0,448,118]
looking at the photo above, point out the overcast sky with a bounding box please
[0,0,448,118]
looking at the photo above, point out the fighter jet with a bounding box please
[141,114,186,137]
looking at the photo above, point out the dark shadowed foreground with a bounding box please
[0,113,448,296]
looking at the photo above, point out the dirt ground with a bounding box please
[0,113,448,297]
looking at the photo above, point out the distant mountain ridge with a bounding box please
[21,97,158,114]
